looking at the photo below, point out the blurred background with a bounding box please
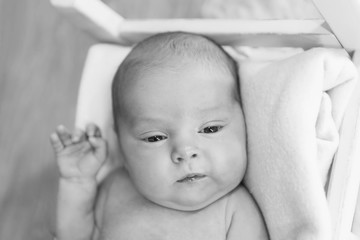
[0,0,320,239]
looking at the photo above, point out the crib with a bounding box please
[50,0,360,239]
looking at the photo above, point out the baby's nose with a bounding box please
[171,146,200,164]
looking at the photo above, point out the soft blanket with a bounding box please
[235,48,358,239]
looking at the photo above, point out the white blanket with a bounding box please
[236,48,357,239]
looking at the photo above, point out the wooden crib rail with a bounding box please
[50,0,341,49]
[312,0,360,53]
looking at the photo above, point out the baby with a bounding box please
[50,32,269,240]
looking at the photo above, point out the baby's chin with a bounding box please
[147,188,236,212]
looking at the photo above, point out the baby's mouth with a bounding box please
[177,174,206,183]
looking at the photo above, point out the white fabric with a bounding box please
[236,48,357,239]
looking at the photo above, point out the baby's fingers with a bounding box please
[86,123,102,138]
[89,137,108,163]
[49,132,64,153]
[71,128,86,143]
[55,125,72,147]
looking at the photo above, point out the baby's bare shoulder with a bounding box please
[94,168,135,224]
[226,186,269,240]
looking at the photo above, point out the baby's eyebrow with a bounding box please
[195,103,233,115]
[130,104,233,126]
[130,116,168,129]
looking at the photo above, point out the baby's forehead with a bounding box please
[123,57,235,91]
[116,52,239,105]
[128,46,236,77]
[124,34,236,74]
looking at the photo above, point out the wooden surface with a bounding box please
[50,0,340,48]
[0,0,203,239]
[312,0,360,51]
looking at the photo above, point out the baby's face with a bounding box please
[116,61,246,211]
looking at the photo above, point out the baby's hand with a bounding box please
[50,123,107,182]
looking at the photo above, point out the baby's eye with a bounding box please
[144,135,167,142]
[200,126,223,134]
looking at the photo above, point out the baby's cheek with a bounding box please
[218,140,247,180]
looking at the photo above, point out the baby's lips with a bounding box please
[177,173,207,183]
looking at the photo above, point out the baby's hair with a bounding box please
[112,31,240,133]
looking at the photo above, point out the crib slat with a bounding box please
[50,0,341,49]
[113,19,341,49]
[312,0,360,52]
[51,0,124,42]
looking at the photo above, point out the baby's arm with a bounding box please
[50,124,107,240]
